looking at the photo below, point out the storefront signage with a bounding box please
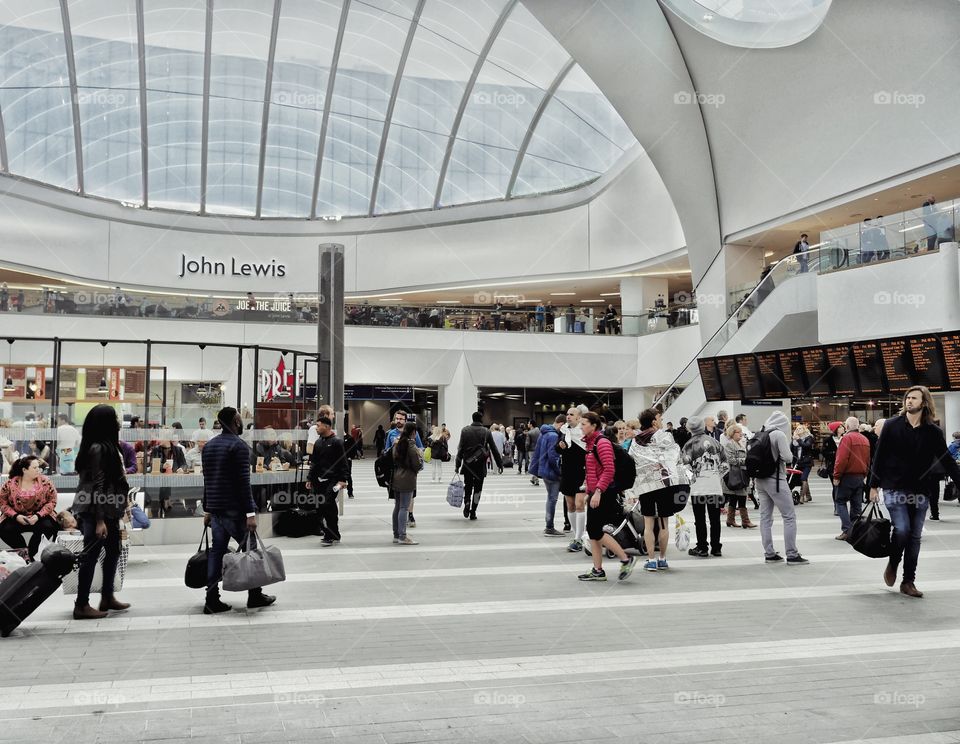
[179,254,287,279]
[345,385,414,401]
[258,357,304,402]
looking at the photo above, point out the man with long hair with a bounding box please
[869,386,960,598]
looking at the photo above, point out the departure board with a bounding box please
[757,352,786,398]
[698,358,724,401]
[802,348,831,396]
[736,355,763,399]
[909,336,946,391]
[716,356,740,400]
[825,345,857,396]
[779,350,807,397]
[879,337,912,392]
[851,341,885,394]
[942,332,960,390]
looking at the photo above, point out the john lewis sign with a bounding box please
[178,253,287,279]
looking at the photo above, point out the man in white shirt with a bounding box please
[191,417,212,445]
[56,413,81,474]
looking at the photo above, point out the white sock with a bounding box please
[575,511,586,541]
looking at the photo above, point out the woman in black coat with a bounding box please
[72,404,130,620]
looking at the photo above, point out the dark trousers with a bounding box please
[206,511,263,601]
[516,450,528,472]
[929,480,940,519]
[690,494,722,552]
[464,470,485,510]
[0,515,58,558]
[76,513,121,607]
[319,490,340,541]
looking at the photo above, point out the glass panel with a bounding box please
[260,0,340,217]
[205,0,273,215]
[416,0,506,55]
[512,152,598,198]
[483,3,568,91]
[315,1,411,216]
[552,64,634,152]
[69,0,142,203]
[441,137,517,206]
[143,0,206,210]
[0,0,77,189]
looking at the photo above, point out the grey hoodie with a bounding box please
[757,410,793,490]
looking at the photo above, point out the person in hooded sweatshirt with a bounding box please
[681,416,729,557]
[756,410,808,564]
[529,415,565,536]
[556,405,589,553]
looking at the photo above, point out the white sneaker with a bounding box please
[398,537,419,545]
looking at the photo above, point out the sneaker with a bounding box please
[203,598,232,615]
[578,568,606,582]
[320,539,334,547]
[786,555,809,565]
[711,548,722,557]
[398,537,419,545]
[643,559,658,572]
[583,542,593,557]
[566,540,582,553]
[657,558,669,569]
[618,557,636,581]
[764,553,784,563]
[929,515,940,521]
[246,593,276,609]
[543,527,565,537]
[835,532,848,541]
[563,523,571,532]
[687,547,709,558]
[393,538,400,544]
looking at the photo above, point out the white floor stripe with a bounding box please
[118,549,960,589]
[24,578,960,637]
[5,628,960,712]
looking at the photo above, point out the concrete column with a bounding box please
[622,388,653,419]
[620,277,668,335]
[439,354,477,453]
[940,242,960,329]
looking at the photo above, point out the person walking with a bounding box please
[428,426,449,483]
[868,387,960,598]
[309,415,350,547]
[628,408,687,571]
[526,423,541,487]
[791,424,815,503]
[722,424,755,529]
[0,455,59,559]
[201,407,276,614]
[577,412,636,582]
[374,424,386,455]
[529,415,564,536]
[557,406,588,551]
[681,416,729,557]
[515,422,528,475]
[391,422,422,545]
[455,412,502,520]
[754,410,807,565]
[72,405,131,619]
[832,416,869,540]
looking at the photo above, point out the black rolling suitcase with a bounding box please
[0,545,77,637]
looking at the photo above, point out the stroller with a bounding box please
[600,497,660,558]
[787,467,804,505]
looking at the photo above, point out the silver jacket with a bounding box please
[627,430,690,497]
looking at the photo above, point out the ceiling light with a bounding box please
[581,299,604,303]
[899,224,924,233]
[703,12,714,21]
[599,292,620,297]
[436,300,460,304]
[378,298,403,302]
[550,292,576,296]
[764,251,774,257]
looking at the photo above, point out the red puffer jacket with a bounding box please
[834,431,871,479]
[584,431,615,493]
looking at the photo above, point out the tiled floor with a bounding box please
[2,461,959,743]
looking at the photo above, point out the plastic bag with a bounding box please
[0,550,28,582]
[674,514,690,551]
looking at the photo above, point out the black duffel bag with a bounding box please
[273,508,321,538]
[185,527,211,588]
[848,502,892,559]
[944,482,958,501]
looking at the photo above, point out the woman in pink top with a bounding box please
[0,455,59,558]
[578,412,636,582]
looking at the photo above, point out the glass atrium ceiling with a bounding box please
[0,0,637,218]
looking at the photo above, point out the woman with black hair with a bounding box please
[391,421,422,545]
[0,455,59,558]
[72,404,130,620]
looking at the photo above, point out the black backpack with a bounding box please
[374,448,394,489]
[592,438,637,493]
[744,428,779,480]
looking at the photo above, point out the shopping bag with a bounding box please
[0,551,28,584]
[222,531,285,592]
[446,476,465,508]
[185,527,211,589]
[848,502,892,559]
[423,447,432,463]
[674,514,690,551]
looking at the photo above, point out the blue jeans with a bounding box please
[392,491,413,539]
[206,511,262,602]
[834,474,864,533]
[883,490,928,584]
[543,478,561,529]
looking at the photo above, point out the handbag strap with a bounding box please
[197,526,209,552]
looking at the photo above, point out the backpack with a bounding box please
[374,449,394,489]
[592,438,637,493]
[744,428,779,480]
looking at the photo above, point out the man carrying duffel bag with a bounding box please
[201,407,277,614]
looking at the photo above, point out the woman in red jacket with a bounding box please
[578,412,636,582]
[0,455,59,559]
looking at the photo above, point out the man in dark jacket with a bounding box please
[514,423,528,474]
[529,415,564,536]
[309,415,350,546]
[455,412,503,520]
[202,407,275,614]
[526,423,541,486]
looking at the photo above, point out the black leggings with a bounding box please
[464,470,485,506]
[0,515,58,558]
[76,513,122,607]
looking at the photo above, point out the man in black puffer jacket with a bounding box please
[455,412,503,520]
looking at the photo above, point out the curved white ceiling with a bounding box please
[659,0,832,48]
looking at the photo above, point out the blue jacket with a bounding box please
[529,424,561,481]
[949,439,960,461]
[384,426,423,453]
[201,430,256,514]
